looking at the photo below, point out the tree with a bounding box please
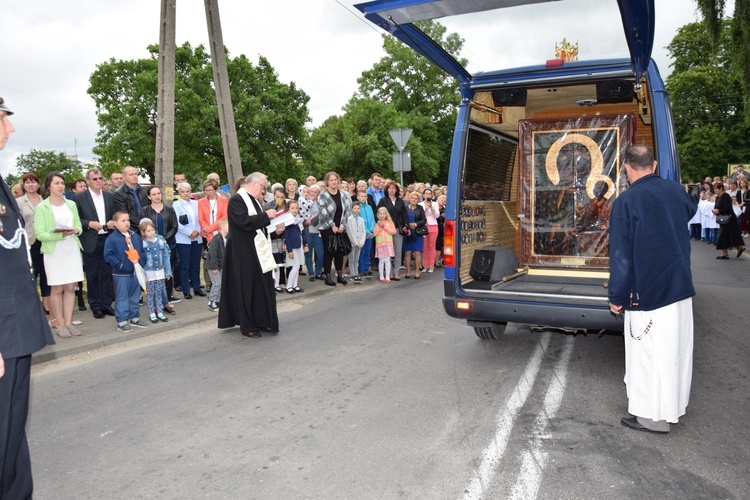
[305,20,465,183]
[665,20,750,180]
[88,43,311,187]
[696,0,750,122]
[12,149,85,190]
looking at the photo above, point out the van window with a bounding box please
[463,126,517,202]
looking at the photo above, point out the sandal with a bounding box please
[391,276,400,281]
[404,274,412,279]
[293,286,303,293]
[716,255,729,259]
[275,286,283,292]
[286,288,294,294]
[738,247,745,258]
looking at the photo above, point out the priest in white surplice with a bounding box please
[608,145,698,434]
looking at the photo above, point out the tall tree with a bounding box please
[88,43,310,186]
[696,0,750,122]
[666,20,749,180]
[306,21,464,184]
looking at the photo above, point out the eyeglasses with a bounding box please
[90,177,104,181]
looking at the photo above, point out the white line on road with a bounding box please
[462,333,551,500]
[509,335,575,500]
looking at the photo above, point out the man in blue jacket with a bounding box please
[609,145,697,434]
[0,97,55,499]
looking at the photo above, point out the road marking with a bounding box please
[509,335,575,500]
[462,333,551,500]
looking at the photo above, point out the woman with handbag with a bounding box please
[316,171,352,286]
[173,182,204,298]
[403,191,427,279]
[419,187,440,272]
[713,183,745,259]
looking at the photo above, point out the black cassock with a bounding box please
[218,192,279,333]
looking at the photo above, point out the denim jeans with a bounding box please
[177,241,202,293]
[358,238,373,275]
[309,231,324,276]
[113,275,140,324]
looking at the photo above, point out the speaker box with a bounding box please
[596,80,634,103]
[470,246,519,282]
[491,88,527,107]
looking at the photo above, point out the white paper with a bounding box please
[265,211,295,232]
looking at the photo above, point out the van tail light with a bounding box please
[443,220,455,267]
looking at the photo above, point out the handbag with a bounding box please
[414,225,428,236]
[327,232,352,257]
[716,214,731,225]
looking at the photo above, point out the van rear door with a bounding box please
[356,0,655,82]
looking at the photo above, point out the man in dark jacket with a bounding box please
[114,166,148,235]
[609,145,697,434]
[75,168,117,318]
[0,97,55,499]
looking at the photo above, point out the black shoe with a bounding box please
[620,417,668,434]
[337,277,348,285]
[241,331,262,338]
[260,326,279,334]
[103,307,116,316]
[163,306,176,315]
[78,304,87,311]
[309,276,316,282]
[184,292,193,300]
[194,290,206,297]
[324,274,336,286]
[93,310,105,319]
[316,275,325,281]
[174,285,182,292]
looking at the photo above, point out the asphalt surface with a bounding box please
[27,240,750,499]
[32,270,377,365]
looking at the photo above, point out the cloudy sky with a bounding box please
[2,0,702,177]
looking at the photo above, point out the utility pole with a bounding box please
[155,0,176,199]
[204,0,244,190]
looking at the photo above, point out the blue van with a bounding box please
[356,0,681,338]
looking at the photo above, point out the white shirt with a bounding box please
[89,188,108,234]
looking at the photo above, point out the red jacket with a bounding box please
[198,195,229,243]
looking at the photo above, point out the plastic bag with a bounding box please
[327,232,352,257]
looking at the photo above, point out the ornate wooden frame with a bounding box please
[518,115,633,268]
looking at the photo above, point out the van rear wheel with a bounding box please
[473,322,507,340]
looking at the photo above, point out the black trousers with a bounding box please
[82,235,114,312]
[320,228,344,275]
[1,355,34,500]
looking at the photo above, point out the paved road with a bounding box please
[28,241,749,499]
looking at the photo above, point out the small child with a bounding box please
[373,207,397,283]
[346,203,366,283]
[283,200,308,293]
[356,190,375,277]
[265,187,288,292]
[104,211,148,332]
[140,218,172,323]
[206,218,228,310]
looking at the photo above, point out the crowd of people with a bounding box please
[687,166,748,259]
[8,165,449,336]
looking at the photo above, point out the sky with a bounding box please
[1,0,703,177]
